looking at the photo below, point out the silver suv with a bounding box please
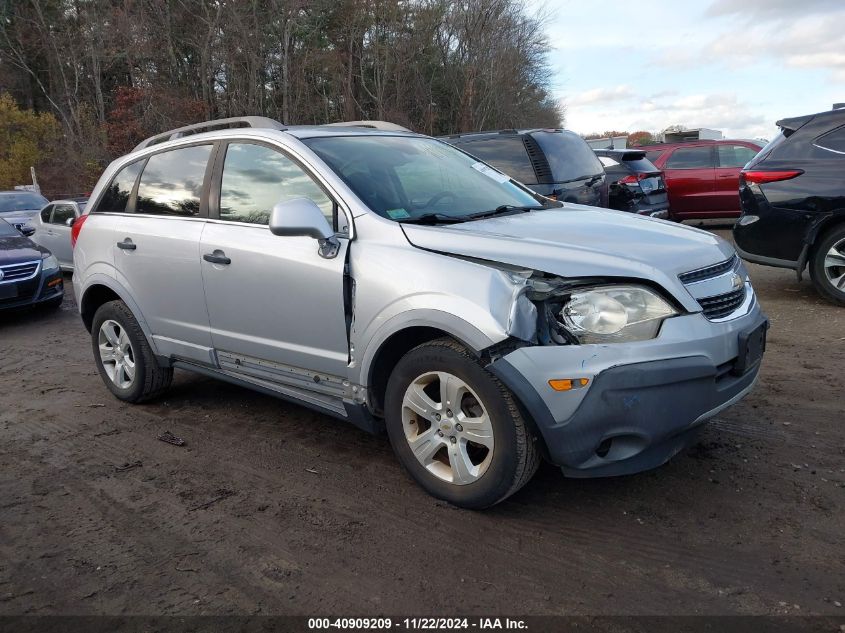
[73,117,768,509]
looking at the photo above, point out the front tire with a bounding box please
[91,300,173,402]
[809,224,845,305]
[384,338,539,509]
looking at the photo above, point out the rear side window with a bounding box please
[716,145,758,168]
[532,131,604,181]
[136,145,212,216]
[666,146,714,169]
[815,126,845,153]
[96,161,144,213]
[219,142,334,227]
[454,137,537,183]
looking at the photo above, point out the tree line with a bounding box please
[0,0,563,195]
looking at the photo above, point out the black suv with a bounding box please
[594,149,669,218]
[440,129,608,207]
[733,107,845,305]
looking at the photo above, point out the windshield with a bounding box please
[303,136,544,221]
[0,192,48,213]
[0,219,20,236]
[532,131,604,182]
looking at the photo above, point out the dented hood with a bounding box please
[401,205,736,310]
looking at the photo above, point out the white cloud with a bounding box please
[567,85,635,106]
[565,90,771,139]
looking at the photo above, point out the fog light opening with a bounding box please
[595,438,612,458]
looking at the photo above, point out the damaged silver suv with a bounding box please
[73,117,768,508]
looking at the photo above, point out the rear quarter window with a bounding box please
[815,125,845,153]
[94,160,144,213]
[453,136,537,184]
[532,131,604,181]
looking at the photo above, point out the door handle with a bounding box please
[203,250,231,265]
[117,239,136,250]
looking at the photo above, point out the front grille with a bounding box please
[678,255,737,284]
[0,260,40,282]
[698,287,746,320]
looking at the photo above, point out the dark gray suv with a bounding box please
[440,129,608,206]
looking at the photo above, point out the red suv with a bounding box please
[638,140,762,221]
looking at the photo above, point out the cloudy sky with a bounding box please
[539,0,844,140]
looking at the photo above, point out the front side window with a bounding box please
[96,161,144,213]
[219,143,334,226]
[716,145,758,168]
[136,145,212,216]
[51,204,76,225]
[666,146,714,169]
[303,136,543,221]
[40,205,53,222]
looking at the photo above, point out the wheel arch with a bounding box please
[79,277,156,355]
[364,323,491,417]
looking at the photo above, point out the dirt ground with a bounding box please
[0,229,843,617]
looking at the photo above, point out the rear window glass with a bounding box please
[816,125,845,153]
[0,192,49,213]
[644,150,663,163]
[666,146,714,169]
[749,132,786,167]
[532,131,604,181]
[136,145,212,216]
[621,157,660,173]
[452,136,537,183]
[96,161,143,213]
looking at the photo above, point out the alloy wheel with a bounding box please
[98,319,136,389]
[401,371,494,485]
[823,237,845,291]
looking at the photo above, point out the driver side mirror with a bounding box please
[19,225,36,237]
[66,217,76,227]
[269,198,339,259]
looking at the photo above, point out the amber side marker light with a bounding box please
[47,278,63,288]
[548,378,590,391]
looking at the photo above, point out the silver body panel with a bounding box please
[74,125,765,472]
[30,201,82,270]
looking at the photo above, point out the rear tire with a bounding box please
[384,338,540,509]
[91,300,173,402]
[809,224,845,306]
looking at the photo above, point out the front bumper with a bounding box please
[0,270,64,311]
[489,303,767,477]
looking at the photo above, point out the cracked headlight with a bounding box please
[559,285,677,344]
[41,254,60,273]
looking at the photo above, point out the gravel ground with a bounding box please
[0,230,843,617]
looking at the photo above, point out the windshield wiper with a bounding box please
[397,213,467,225]
[466,204,544,220]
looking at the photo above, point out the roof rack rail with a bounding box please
[323,120,411,132]
[134,116,286,151]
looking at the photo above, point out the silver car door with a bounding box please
[200,141,349,379]
[115,143,215,364]
[47,203,77,268]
